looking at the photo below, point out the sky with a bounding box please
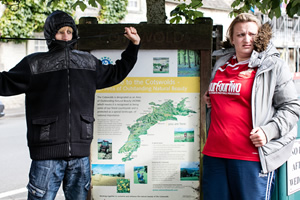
[92,164,125,174]
[180,161,199,169]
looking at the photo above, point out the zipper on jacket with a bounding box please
[65,43,72,157]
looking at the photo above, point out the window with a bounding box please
[34,40,47,52]
[26,33,48,55]
[127,0,140,12]
[32,33,47,53]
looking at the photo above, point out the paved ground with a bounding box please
[0,107,65,200]
[3,107,25,118]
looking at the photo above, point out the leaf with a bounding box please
[170,7,180,16]
[171,16,182,24]
[271,0,281,9]
[231,0,241,8]
[169,17,177,24]
[190,0,203,8]
[178,3,187,10]
[95,0,104,5]
[72,1,87,11]
[194,10,203,18]
[274,6,281,18]
[286,0,300,17]
[292,0,300,5]
[88,0,98,7]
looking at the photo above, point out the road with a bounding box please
[0,114,64,200]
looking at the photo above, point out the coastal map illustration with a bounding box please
[118,98,196,162]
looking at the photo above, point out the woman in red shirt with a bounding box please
[202,13,300,200]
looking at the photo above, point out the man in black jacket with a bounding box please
[0,10,140,200]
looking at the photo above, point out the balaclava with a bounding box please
[44,10,78,50]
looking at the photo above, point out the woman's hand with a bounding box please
[250,127,267,147]
[203,91,211,108]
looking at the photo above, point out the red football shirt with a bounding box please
[202,55,259,162]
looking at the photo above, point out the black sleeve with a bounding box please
[96,41,140,89]
[0,57,31,96]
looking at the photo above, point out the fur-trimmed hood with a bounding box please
[253,22,273,52]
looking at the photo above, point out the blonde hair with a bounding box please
[227,13,261,45]
[57,26,73,34]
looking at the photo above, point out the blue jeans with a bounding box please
[202,155,276,200]
[27,157,91,200]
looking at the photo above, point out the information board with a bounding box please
[90,49,200,200]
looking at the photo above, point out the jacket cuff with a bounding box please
[260,122,280,142]
[128,40,140,49]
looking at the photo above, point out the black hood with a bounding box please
[44,10,78,50]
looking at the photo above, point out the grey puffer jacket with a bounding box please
[207,24,300,173]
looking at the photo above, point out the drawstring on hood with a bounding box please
[44,10,78,50]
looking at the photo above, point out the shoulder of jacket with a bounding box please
[27,50,98,74]
[212,48,235,57]
[70,50,98,71]
[264,51,284,69]
[72,49,93,56]
[27,52,55,74]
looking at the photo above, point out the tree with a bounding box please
[0,0,127,40]
[73,0,300,24]
[146,0,166,24]
[1,0,299,40]
[230,0,300,19]
[0,0,75,42]
[170,0,300,24]
[170,0,203,24]
[72,0,127,24]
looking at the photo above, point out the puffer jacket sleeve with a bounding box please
[260,57,300,141]
[0,57,32,96]
[96,41,140,89]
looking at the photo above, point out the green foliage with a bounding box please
[170,0,300,24]
[285,0,300,17]
[0,0,127,43]
[71,0,127,24]
[72,0,104,11]
[170,0,203,24]
[230,0,300,18]
[72,0,87,11]
[0,0,75,43]
[98,0,128,24]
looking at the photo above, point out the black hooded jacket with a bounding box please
[0,10,139,160]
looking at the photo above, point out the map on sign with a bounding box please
[118,98,196,162]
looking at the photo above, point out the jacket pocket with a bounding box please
[80,114,95,139]
[32,116,58,143]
